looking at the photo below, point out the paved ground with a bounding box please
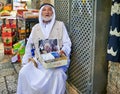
[0,55,80,94]
[0,55,21,94]
[0,54,78,94]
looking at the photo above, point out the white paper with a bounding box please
[41,53,55,61]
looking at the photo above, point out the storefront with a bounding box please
[1,0,119,94]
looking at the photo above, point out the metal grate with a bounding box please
[54,0,69,30]
[69,0,94,94]
[55,0,94,94]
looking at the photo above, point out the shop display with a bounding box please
[13,1,27,10]
[0,0,38,57]
[1,18,17,55]
[17,9,39,18]
[23,10,39,18]
[0,10,11,16]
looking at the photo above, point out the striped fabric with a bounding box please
[107,0,120,62]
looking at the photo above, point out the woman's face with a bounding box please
[41,6,53,22]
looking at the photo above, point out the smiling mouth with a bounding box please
[42,15,53,22]
[45,15,49,17]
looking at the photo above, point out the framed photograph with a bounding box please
[38,39,59,54]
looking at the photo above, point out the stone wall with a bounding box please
[31,0,40,9]
[40,0,51,5]
[31,0,53,9]
[107,61,120,94]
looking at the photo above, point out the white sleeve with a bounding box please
[22,29,34,65]
[61,22,72,57]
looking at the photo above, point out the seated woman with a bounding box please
[17,3,72,94]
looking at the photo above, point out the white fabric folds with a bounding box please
[17,3,71,94]
[17,62,67,94]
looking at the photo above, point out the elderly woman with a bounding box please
[17,3,71,94]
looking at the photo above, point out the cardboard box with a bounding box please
[1,18,16,28]
[3,4,12,11]
[2,27,17,37]
[9,19,16,28]
[2,32,12,37]
[4,46,12,55]
[17,9,28,18]
[2,27,12,33]
[38,52,68,68]
[5,19,10,28]
[23,11,39,18]
[3,37,13,46]
[18,29,26,40]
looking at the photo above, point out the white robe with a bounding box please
[17,22,71,94]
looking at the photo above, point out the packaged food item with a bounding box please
[13,39,25,55]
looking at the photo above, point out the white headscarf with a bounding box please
[39,4,56,38]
